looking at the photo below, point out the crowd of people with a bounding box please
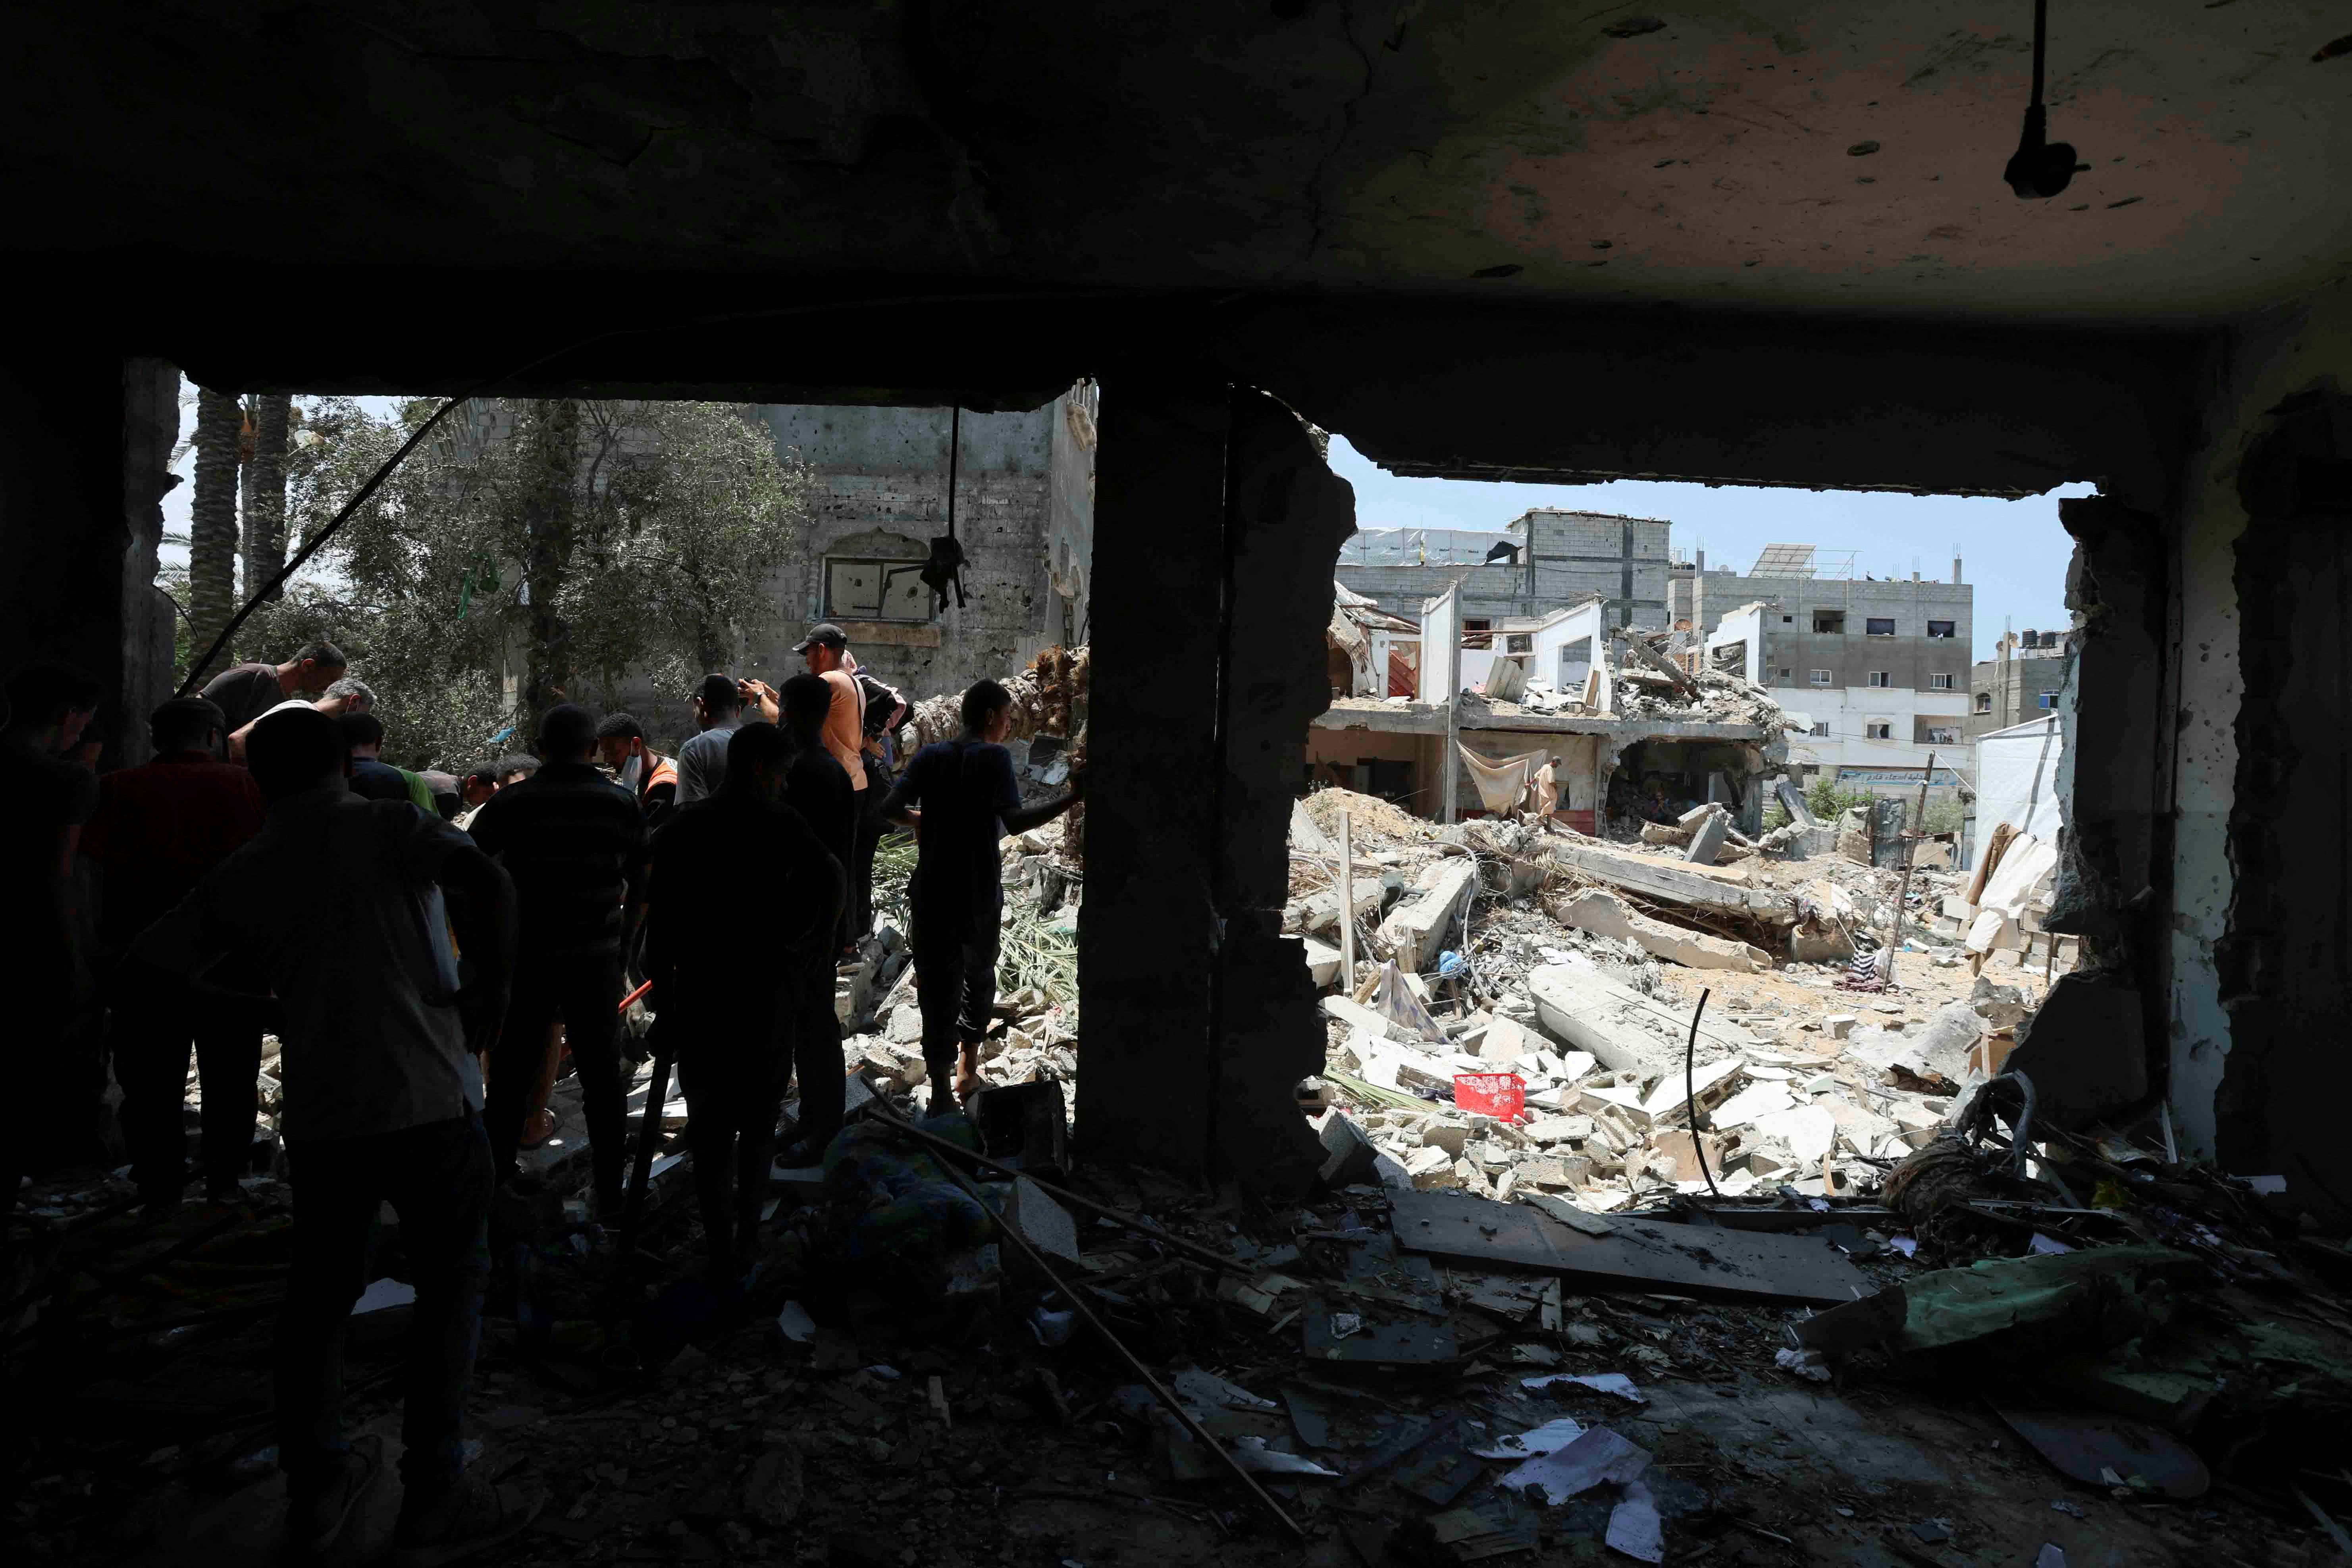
[1,622,1078,1560]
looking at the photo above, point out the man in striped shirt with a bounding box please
[466,704,648,1215]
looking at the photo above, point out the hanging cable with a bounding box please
[921,402,970,612]
[173,287,1122,694]
[2002,0,2085,198]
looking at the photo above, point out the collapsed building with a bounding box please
[6,4,2352,1562]
[1313,586,1802,836]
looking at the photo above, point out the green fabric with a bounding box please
[399,768,437,814]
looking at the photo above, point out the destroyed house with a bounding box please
[6,0,2350,1322]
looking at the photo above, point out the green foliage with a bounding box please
[1919,799,1966,836]
[181,396,807,770]
[1805,773,1877,821]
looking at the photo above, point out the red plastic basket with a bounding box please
[1453,1072,1526,1122]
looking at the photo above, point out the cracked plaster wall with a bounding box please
[2168,279,2352,1173]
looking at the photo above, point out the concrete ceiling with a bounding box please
[13,1,2348,329]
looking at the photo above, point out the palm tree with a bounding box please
[188,387,243,677]
[242,392,293,603]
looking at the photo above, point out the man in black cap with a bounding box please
[792,624,868,950]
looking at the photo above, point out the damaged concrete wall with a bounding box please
[0,355,176,769]
[2167,279,2352,1196]
[1077,384,1355,1195]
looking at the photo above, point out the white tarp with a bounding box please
[1973,716,2064,850]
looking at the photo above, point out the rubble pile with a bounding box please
[1609,664,1806,730]
[9,767,2348,1567]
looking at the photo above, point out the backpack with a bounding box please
[855,672,906,740]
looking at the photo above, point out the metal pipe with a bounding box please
[869,1103,1304,1539]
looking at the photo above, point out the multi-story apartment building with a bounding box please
[1967,626,2074,739]
[1335,509,1669,634]
[1695,545,1973,800]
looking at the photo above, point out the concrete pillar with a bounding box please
[1075,383,1227,1179]
[0,353,177,767]
[1074,383,1354,1195]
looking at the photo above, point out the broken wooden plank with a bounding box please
[1389,1189,1867,1307]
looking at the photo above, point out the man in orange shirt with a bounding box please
[792,624,869,952]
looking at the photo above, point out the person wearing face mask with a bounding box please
[593,712,679,830]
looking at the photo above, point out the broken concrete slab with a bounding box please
[1477,1014,1533,1063]
[1847,1002,1983,1089]
[1645,1129,1725,1185]
[1299,936,1343,988]
[1545,844,1793,925]
[1378,858,1480,975]
[1391,1189,1868,1306]
[1685,807,1731,865]
[1547,888,1769,973]
[1637,1058,1745,1120]
[1711,1081,1795,1129]
[1527,961,1763,1078]
[1749,1104,1836,1162]
[1524,1115,1594,1146]
[1318,1113,1381,1187]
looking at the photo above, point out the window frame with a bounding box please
[1865,721,1893,740]
[1808,668,1833,686]
[1929,672,1953,691]
[1811,610,1846,634]
[1865,616,1897,638]
[823,555,935,624]
[1926,619,1956,639]
[1867,670,1892,688]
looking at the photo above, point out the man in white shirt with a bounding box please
[132,706,537,1560]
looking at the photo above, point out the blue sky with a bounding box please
[1325,433,2089,663]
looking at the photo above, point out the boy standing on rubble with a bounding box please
[879,680,1080,1104]
[130,705,535,1560]
[644,722,843,1287]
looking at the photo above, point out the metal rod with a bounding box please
[1337,811,1358,995]
[861,1095,1252,1277]
[869,1103,1304,1539]
[1684,988,1721,1199]
[1885,749,1936,984]
[612,1028,677,1298]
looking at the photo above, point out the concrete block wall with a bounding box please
[1335,510,1668,627]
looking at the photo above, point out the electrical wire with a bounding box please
[174,287,1132,695]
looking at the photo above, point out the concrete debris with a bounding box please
[1547,888,1769,972]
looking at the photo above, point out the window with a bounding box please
[825,557,933,622]
[1926,726,1960,745]
[1812,611,1845,634]
[1463,618,1493,650]
[1810,722,1830,737]
[1781,614,1794,624]
[1866,617,1896,637]
[1867,671,1892,688]
[1930,673,1953,690]
[1809,669,1832,686]
[2038,690,2060,709]
[1865,722,1892,740]
[1926,619,1956,639]
[1505,633,1533,653]
[1974,691,1993,713]
[1775,666,1793,682]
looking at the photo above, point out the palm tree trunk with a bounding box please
[188,387,243,680]
[242,392,292,602]
[518,399,582,729]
